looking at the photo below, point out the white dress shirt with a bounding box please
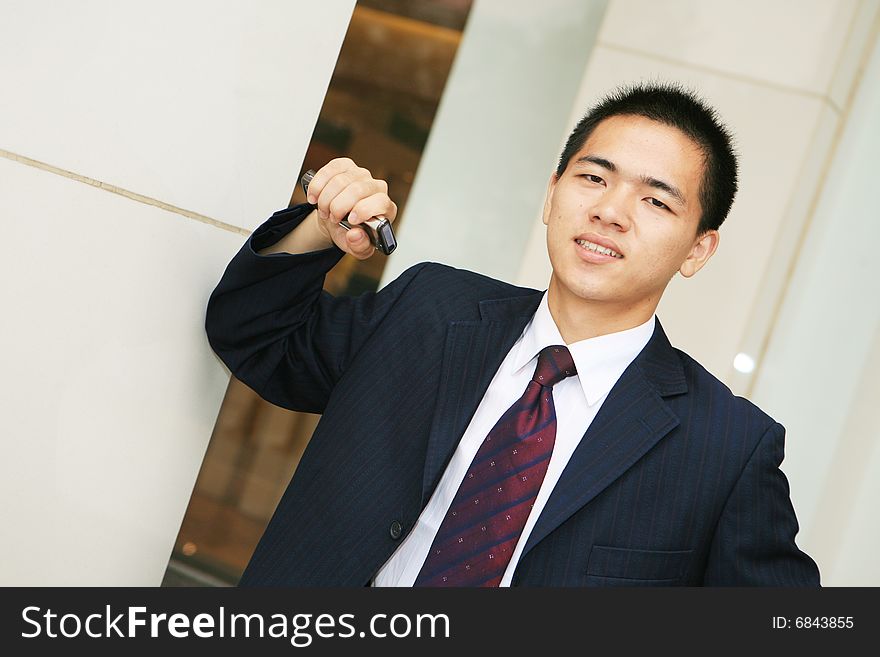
[373,291,655,586]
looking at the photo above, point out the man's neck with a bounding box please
[547,276,657,343]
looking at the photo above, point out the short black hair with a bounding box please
[556,82,738,235]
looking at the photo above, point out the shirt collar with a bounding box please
[510,291,656,406]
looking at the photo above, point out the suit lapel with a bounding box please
[420,292,543,507]
[520,318,688,557]
[420,293,690,560]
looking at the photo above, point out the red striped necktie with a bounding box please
[414,345,577,586]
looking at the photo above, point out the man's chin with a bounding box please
[553,280,619,304]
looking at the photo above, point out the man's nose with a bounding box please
[589,187,631,230]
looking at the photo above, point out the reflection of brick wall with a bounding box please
[239,402,320,519]
[195,377,319,523]
[172,378,322,579]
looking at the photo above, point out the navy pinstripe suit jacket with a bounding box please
[206,204,820,587]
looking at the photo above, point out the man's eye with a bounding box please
[648,197,669,210]
[581,174,604,184]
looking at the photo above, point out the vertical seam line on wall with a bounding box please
[0,148,251,237]
[727,100,831,390]
[597,41,840,111]
[744,7,880,399]
[822,0,868,103]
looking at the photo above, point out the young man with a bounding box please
[206,83,820,586]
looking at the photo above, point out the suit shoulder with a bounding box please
[673,346,778,432]
[404,261,539,298]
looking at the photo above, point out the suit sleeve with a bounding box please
[205,203,426,414]
[703,421,821,586]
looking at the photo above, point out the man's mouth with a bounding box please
[575,239,623,259]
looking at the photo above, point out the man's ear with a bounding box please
[542,172,559,226]
[679,229,720,278]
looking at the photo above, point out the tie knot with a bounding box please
[532,345,577,388]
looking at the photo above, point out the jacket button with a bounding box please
[389,521,403,540]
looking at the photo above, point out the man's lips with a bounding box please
[573,233,624,258]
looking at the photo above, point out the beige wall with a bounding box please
[0,0,356,585]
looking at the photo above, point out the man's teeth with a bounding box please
[576,239,622,258]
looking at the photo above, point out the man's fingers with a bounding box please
[315,172,383,223]
[349,193,397,225]
[310,163,372,212]
[315,170,355,220]
[328,181,385,224]
[306,158,356,204]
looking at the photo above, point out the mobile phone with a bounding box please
[300,169,397,255]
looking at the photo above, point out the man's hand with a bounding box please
[305,158,398,260]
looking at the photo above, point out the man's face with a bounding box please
[543,114,718,318]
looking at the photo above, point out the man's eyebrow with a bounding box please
[575,155,615,171]
[641,175,686,206]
